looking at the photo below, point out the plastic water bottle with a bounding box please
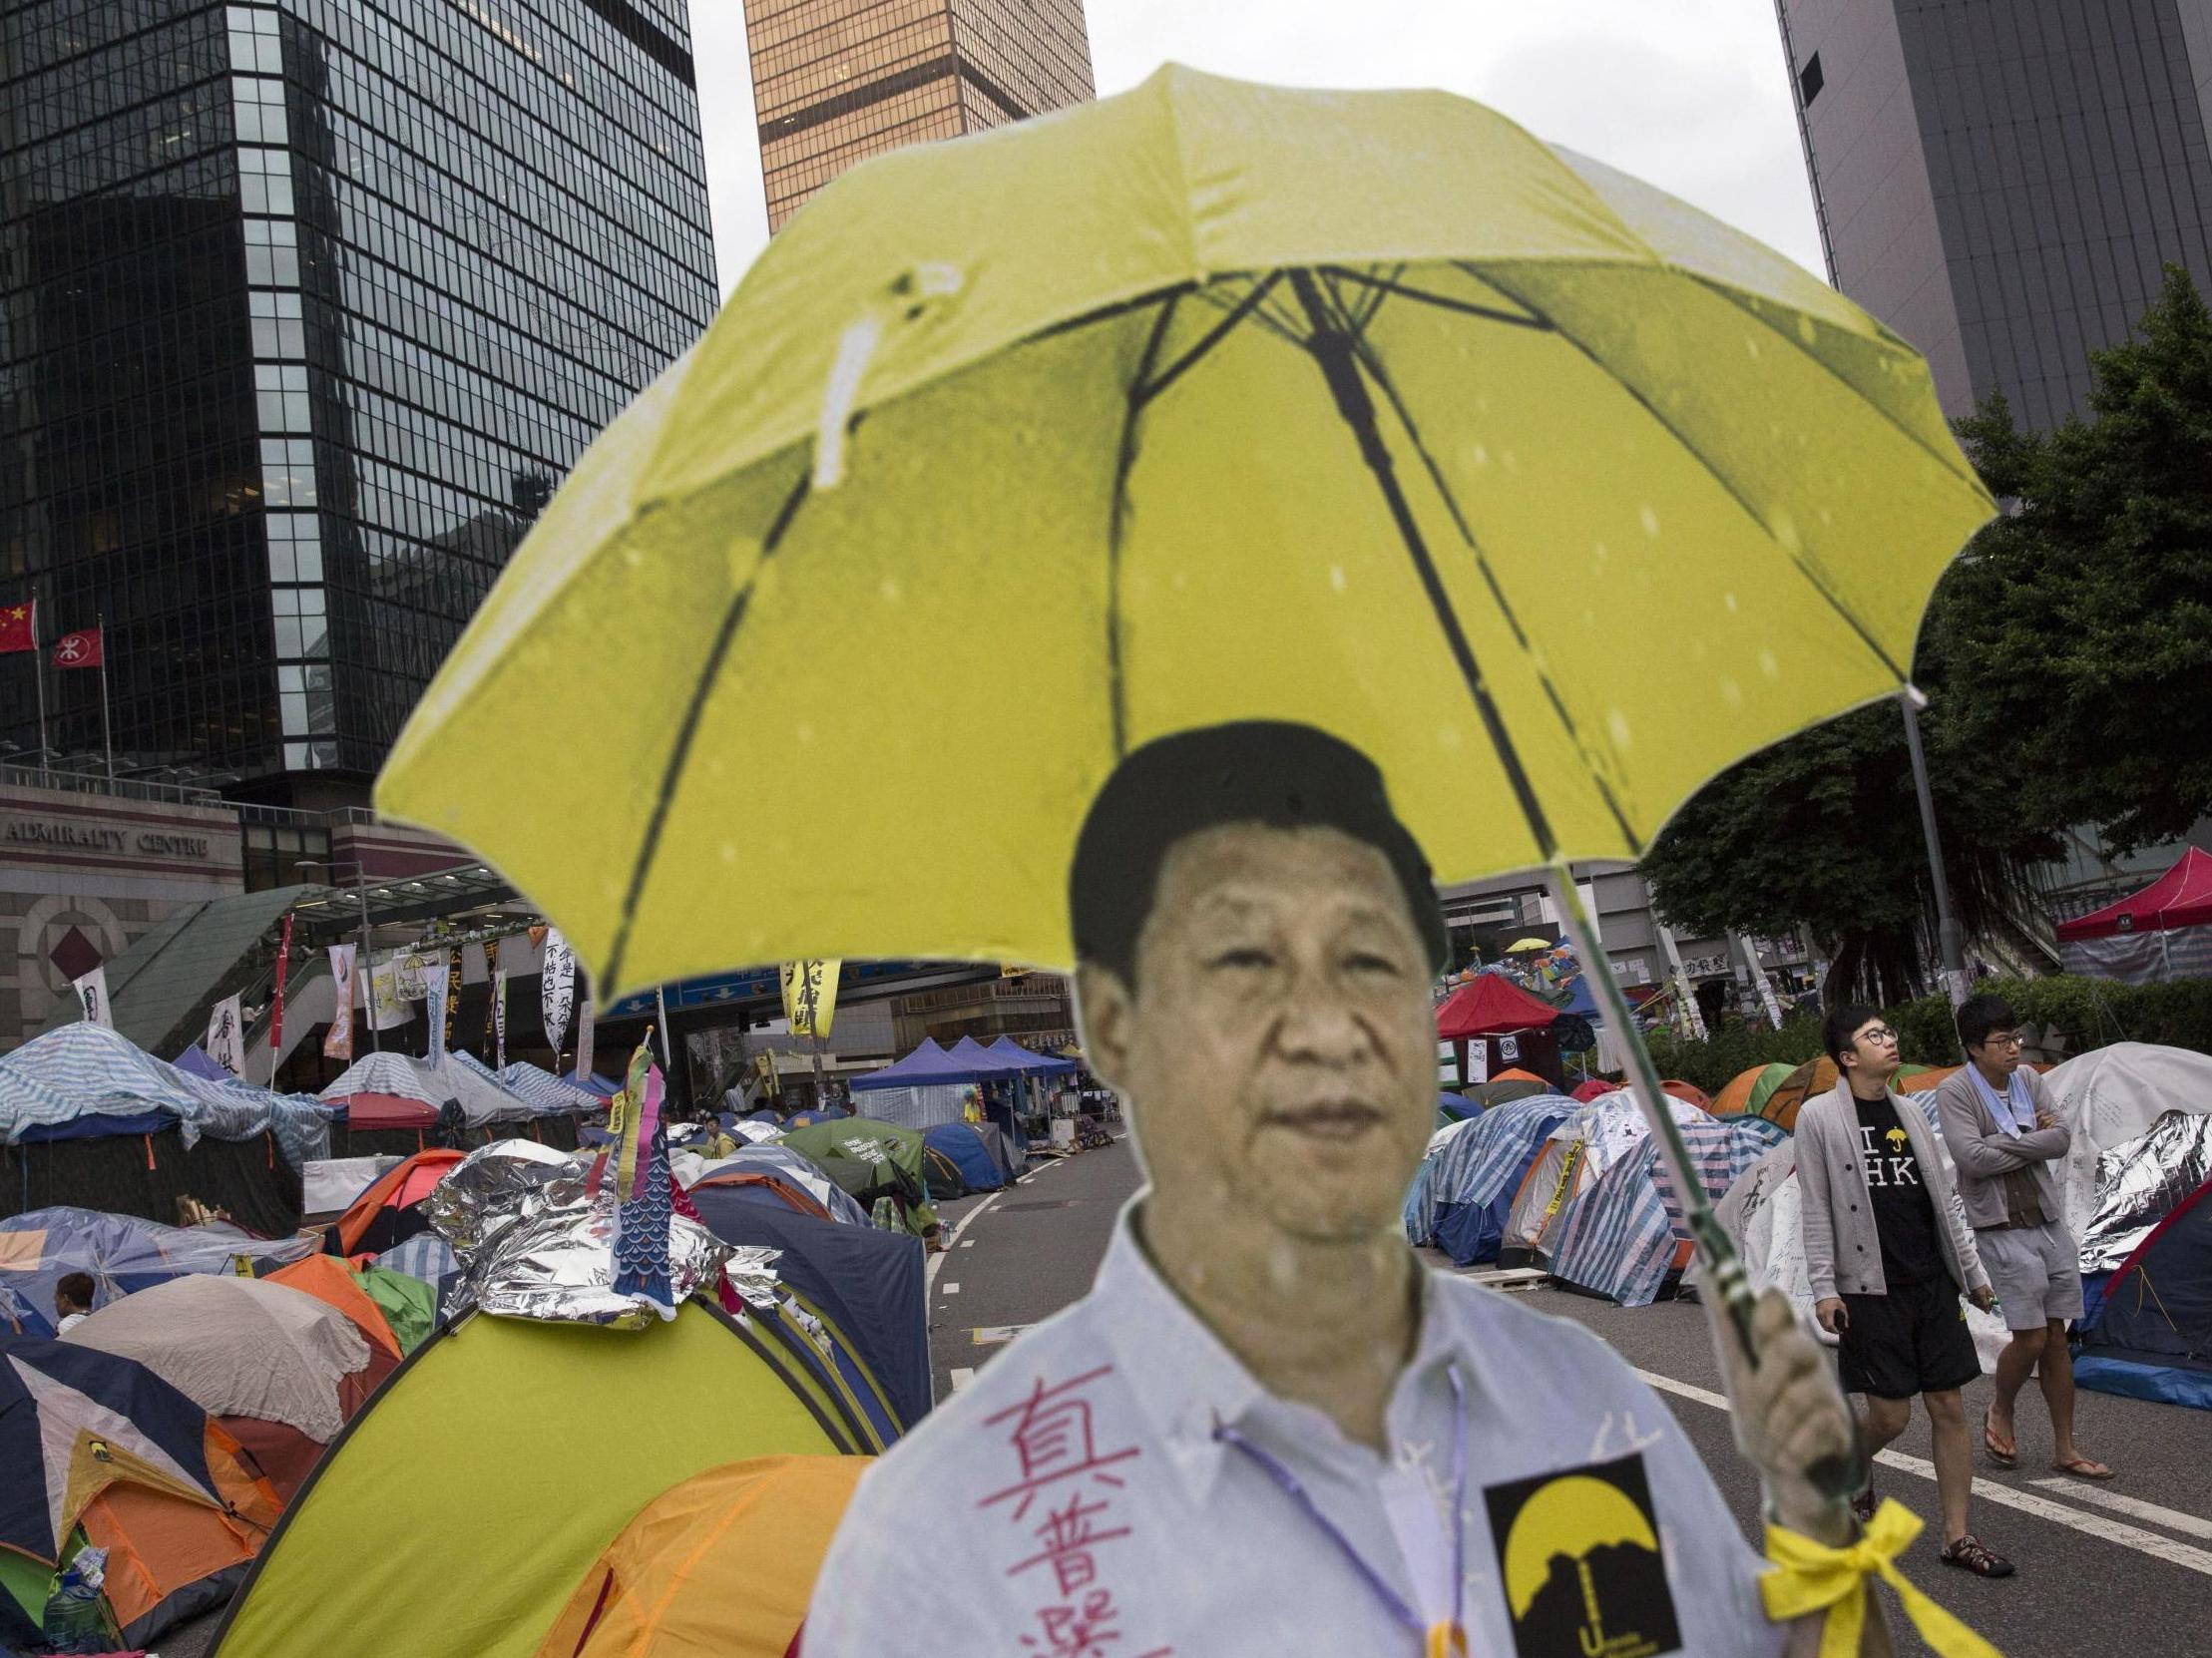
[41,1544,109,1652]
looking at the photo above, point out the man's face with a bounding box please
[1078,823,1436,1245]
[1969,1025,2022,1079]
[1842,1017,1901,1084]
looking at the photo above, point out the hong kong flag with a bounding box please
[52,627,103,669]
[0,601,32,653]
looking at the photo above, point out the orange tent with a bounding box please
[1760,1056,1839,1131]
[1660,1079,1712,1110]
[533,1455,869,1658]
[690,1169,836,1224]
[1897,1065,1958,1094]
[334,1148,464,1256]
[1491,1067,1547,1085]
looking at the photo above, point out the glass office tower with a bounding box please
[0,0,717,801]
[746,0,1095,231]
[1774,0,2212,431]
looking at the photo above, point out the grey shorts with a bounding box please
[1978,1221,2084,1330]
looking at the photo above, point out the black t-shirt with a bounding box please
[1852,1090,1947,1286]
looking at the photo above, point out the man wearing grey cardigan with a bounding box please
[1798,1005,2008,1576]
[1936,994,2111,1481]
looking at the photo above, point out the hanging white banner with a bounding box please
[367,954,408,1030]
[206,994,246,1074]
[493,966,509,1068]
[574,996,595,1083]
[323,944,358,1061]
[71,967,113,1029]
[541,929,575,1057]
[423,956,451,1058]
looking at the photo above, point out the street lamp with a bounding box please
[294,857,381,1052]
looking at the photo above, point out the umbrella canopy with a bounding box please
[1505,938,1553,953]
[374,65,1991,997]
[62,1273,371,1443]
[1436,976,1560,1038]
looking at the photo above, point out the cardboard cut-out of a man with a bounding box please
[807,722,1886,1658]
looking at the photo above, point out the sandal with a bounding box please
[1940,1535,2015,1578]
[2051,1455,2114,1480]
[1982,1409,2017,1467]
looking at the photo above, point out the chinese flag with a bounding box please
[0,601,32,653]
[52,627,103,669]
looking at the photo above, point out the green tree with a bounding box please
[1642,265,2212,1000]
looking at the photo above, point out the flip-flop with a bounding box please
[1983,1409,2017,1467]
[2051,1456,2114,1480]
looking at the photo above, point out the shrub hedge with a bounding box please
[1639,975,2212,1095]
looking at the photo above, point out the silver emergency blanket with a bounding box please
[426,1139,735,1329]
[2079,1109,2212,1274]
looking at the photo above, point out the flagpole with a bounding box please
[31,598,48,782]
[97,613,113,780]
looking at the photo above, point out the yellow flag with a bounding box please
[779,960,841,1038]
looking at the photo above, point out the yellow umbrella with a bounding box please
[1504,937,1554,953]
[378,65,1991,1001]
[378,64,1994,1521]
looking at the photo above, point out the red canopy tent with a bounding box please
[2057,846,2212,940]
[1436,975,1559,1037]
[2055,847,2212,984]
[1436,976,1562,1087]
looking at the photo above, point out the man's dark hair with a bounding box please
[1957,994,2018,1052]
[1823,1003,1881,1067]
[1070,721,1448,990]
[56,1272,95,1312]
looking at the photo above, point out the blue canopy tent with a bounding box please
[984,1037,1076,1076]
[924,1122,1009,1194]
[853,1038,1003,1133]
[683,1185,930,1435]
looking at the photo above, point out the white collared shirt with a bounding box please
[805,1204,1783,1658]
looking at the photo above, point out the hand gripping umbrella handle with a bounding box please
[1544,864,1867,1508]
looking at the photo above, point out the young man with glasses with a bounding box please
[1797,1006,2010,1576]
[1936,995,2109,1481]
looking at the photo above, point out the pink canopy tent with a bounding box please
[2056,846,2212,984]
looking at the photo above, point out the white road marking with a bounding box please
[949,1367,975,1392]
[959,1238,975,1248]
[941,1281,960,1296]
[2028,1480,2212,1542]
[971,1325,1032,1347]
[1631,1369,2212,1577]
[926,1184,1009,1288]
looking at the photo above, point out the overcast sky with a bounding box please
[688,0,1829,298]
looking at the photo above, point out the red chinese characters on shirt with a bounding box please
[982,1366,1169,1658]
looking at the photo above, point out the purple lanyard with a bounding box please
[1213,1365,1469,1651]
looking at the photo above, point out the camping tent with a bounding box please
[924,1121,1010,1195]
[206,1305,864,1658]
[331,1148,465,1256]
[2055,845,2212,983]
[1752,1056,1839,1132]
[0,1207,317,1338]
[777,1119,937,1237]
[1548,1114,1786,1305]
[1407,1094,1579,1266]
[2044,1043,2212,1243]
[1,1026,330,1232]
[680,1145,872,1227]
[2076,1110,2212,1275]
[0,1338,281,1648]
[1711,1061,1796,1120]
[533,1456,869,1658]
[685,1186,930,1436]
[1498,1093,1707,1268]
[2074,1168,2212,1410]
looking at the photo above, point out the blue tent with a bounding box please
[2076,1171,2212,1411]
[0,1207,318,1337]
[684,1186,929,1435]
[924,1122,1009,1193]
[982,1036,1076,1076]
[851,1038,1004,1091]
[1408,1095,1579,1266]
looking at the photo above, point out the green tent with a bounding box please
[778,1119,938,1240]
[352,1262,437,1355]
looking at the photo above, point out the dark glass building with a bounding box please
[1774,0,2212,431]
[747,0,1095,232]
[1,0,717,803]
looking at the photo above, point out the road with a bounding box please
[929,1134,2212,1658]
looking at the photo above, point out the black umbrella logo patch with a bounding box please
[1485,1451,1680,1658]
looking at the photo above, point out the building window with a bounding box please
[1798,53,1823,107]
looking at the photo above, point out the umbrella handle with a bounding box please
[1545,862,1867,1508]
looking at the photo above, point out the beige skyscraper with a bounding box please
[745,0,1096,231]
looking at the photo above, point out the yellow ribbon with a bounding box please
[1762,1499,2002,1658]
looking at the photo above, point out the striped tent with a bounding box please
[1549,1113,1789,1306]
[495,1061,607,1117]
[1405,1094,1579,1265]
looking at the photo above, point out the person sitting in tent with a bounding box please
[807,723,1882,1657]
[53,1272,95,1335]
